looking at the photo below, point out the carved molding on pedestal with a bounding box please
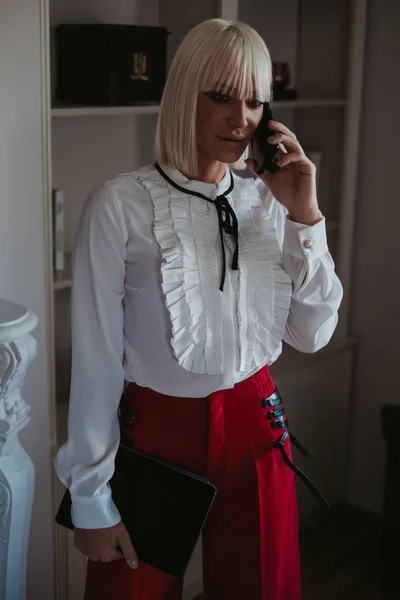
[0,298,38,600]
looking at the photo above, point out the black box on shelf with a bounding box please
[55,24,169,106]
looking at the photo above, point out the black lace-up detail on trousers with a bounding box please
[261,390,330,508]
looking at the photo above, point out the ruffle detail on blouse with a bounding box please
[231,176,292,372]
[134,166,224,375]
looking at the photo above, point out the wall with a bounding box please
[238,0,299,88]
[348,0,400,512]
[0,2,54,599]
[50,0,160,400]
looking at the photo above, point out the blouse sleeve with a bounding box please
[258,181,343,353]
[53,184,127,529]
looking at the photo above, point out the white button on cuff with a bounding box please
[303,239,313,249]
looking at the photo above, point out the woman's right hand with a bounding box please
[74,521,138,569]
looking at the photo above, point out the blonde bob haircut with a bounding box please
[155,19,273,176]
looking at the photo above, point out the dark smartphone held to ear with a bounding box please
[251,103,281,175]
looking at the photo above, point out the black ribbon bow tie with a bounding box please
[154,163,238,291]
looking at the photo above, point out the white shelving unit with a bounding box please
[51,97,346,118]
[51,104,161,118]
[42,1,368,598]
[52,254,72,291]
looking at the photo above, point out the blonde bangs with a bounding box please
[155,19,273,175]
[198,25,272,104]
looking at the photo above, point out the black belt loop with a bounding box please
[154,162,238,291]
[261,390,330,509]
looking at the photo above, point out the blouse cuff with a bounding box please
[283,216,328,260]
[71,490,121,529]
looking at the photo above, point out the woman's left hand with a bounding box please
[245,120,324,226]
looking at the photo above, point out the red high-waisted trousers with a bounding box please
[84,365,301,600]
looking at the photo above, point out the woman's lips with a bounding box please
[217,136,247,146]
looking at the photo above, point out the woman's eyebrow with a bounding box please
[213,84,259,98]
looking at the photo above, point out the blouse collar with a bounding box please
[159,164,232,201]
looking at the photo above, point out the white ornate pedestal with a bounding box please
[0,299,38,600]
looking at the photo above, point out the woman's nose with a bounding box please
[228,100,248,129]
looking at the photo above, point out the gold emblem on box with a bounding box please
[131,53,149,81]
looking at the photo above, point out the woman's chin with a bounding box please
[214,149,245,164]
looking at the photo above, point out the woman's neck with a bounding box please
[187,154,227,184]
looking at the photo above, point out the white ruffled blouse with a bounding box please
[54,164,343,529]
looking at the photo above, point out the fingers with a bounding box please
[103,546,126,563]
[73,524,138,569]
[276,144,316,169]
[267,133,305,167]
[267,120,298,141]
[116,526,138,569]
[267,121,303,163]
[91,547,123,563]
[84,543,136,567]
[245,158,256,173]
[275,152,300,168]
[267,132,302,154]
[74,537,121,563]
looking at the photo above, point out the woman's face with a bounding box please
[196,89,263,166]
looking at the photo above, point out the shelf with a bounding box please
[51,104,161,118]
[53,254,72,291]
[51,99,346,118]
[273,98,346,109]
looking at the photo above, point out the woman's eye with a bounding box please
[209,92,231,103]
[247,99,262,108]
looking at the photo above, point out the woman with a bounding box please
[54,18,343,600]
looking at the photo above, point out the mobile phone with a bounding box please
[251,102,281,175]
